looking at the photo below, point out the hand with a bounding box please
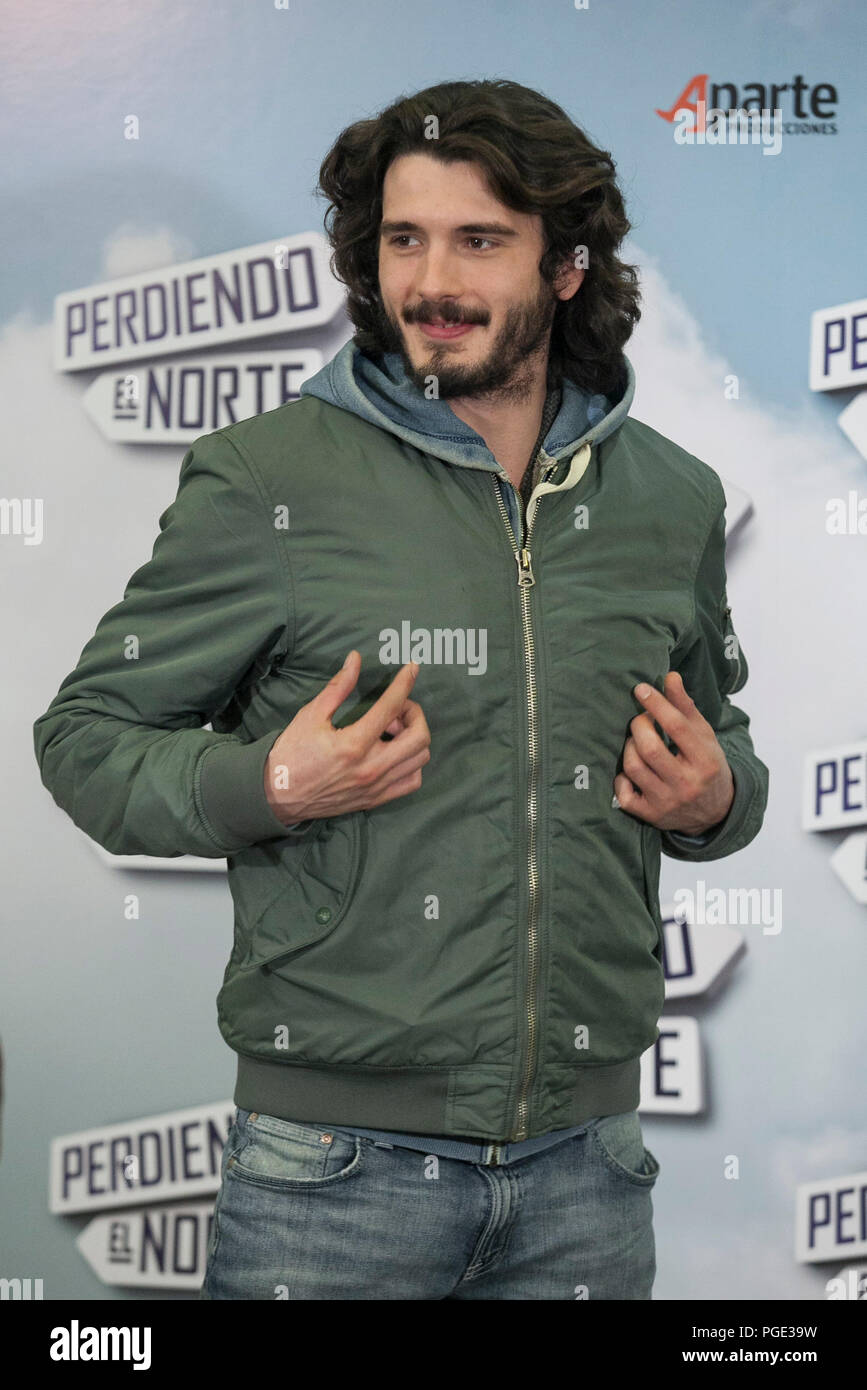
[264,651,431,824]
[612,671,734,833]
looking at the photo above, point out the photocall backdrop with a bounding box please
[1,0,865,1301]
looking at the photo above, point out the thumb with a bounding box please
[314,649,361,723]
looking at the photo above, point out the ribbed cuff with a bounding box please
[661,760,756,861]
[664,827,712,847]
[196,731,317,851]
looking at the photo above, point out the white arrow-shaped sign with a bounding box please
[55,231,345,371]
[76,1200,215,1290]
[660,902,746,999]
[802,740,867,831]
[795,1168,867,1263]
[50,1099,234,1214]
[809,296,867,392]
[830,831,867,905]
[720,479,752,539]
[82,348,324,444]
[838,390,867,462]
[639,1016,703,1114]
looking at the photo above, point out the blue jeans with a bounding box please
[200,1106,660,1300]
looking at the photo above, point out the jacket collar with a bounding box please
[300,338,635,473]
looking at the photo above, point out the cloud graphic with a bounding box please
[100,224,197,281]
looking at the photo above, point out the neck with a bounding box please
[446,366,551,490]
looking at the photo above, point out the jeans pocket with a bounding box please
[201,1120,249,1295]
[588,1110,660,1187]
[227,1110,363,1190]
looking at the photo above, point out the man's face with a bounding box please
[375,153,575,401]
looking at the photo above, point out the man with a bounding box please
[33,78,769,1300]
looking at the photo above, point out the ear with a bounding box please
[552,262,585,302]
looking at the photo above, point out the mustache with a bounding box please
[403,301,489,326]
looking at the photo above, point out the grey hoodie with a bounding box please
[300,340,630,546]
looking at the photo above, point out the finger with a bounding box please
[356,699,431,781]
[364,742,431,798]
[622,733,668,796]
[657,671,705,758]
[344,661,421,747]
[382,696,429,747]
[314,649,363,723]
[613,771,654,821]
[661,670,703,720]
[383,698,426,742]
[633,675,698,755]
[628,714,681,783]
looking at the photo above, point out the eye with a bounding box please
[385,235,498,250]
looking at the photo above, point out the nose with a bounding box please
[411,242,466,309]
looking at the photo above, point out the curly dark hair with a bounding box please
[315,78,641,398]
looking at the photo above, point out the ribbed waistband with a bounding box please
[233,1053,641,1144]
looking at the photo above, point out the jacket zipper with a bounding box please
[490,453,558,1146]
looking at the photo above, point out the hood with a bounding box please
[299,338,635,474]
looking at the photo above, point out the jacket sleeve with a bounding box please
[33,429,317,858]
[660,484,769,862]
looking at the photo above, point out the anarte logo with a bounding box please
[656,73,839,136]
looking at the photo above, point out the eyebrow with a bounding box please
[380,220,519,239]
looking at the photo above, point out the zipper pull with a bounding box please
[515,547,535,586]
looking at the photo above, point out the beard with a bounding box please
[371,276,560,404]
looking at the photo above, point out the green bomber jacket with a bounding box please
[32,341,769,1142]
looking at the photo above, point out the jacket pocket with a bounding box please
[237,809,369,972]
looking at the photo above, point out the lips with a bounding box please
[418,321,475,339]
